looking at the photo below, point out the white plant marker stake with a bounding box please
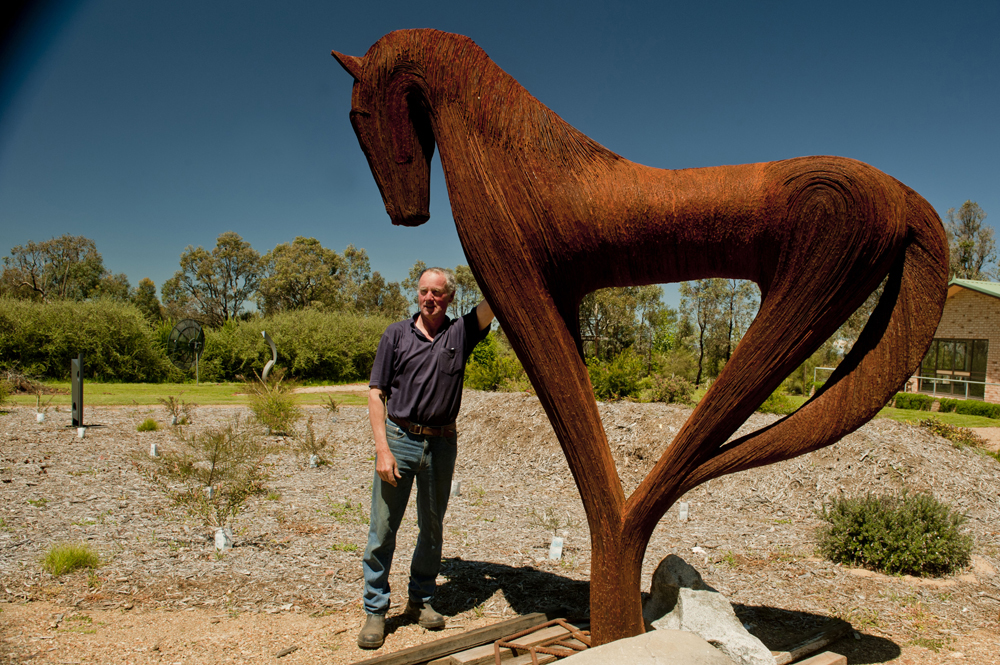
[77,427,85,439]
[678,502,689,522]
[309,454,319,468]
[215,526,234,551]
[205,486,214,499]
[36,413,45,423]
[150,443,159,458]
[170,415,178,426]
[548,535,564,560]
[451,480,461,497]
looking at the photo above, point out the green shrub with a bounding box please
[0,298,178,381]
[758,386,795,414]
[920,417,990,449]
[245,370,302,435]
[936,398,960,413]
[137,418,159,432]
[648,374,694,404]
[42,542,101,576]
[953,400,1000,419]
[893,393,934,411]
[464,332,530,392]
[817,491,973,577]
[588,349,644,401]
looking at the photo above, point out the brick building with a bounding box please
[913,279,1000,404]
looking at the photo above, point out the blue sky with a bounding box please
[1,0,997,310]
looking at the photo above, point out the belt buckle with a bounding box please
[408,423,424,436]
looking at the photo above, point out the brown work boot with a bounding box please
[357,614,385,649]
[405,599,445,629]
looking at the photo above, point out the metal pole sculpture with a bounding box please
[332,29,949,645]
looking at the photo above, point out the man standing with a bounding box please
[358,267,494,649]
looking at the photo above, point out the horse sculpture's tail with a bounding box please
[682,189,948,491]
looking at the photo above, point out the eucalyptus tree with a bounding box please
[163,232,262,327]
[257,237,343,314]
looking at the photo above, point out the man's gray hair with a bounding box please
[420,267,457,296]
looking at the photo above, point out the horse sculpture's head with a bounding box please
[332,44,435,227]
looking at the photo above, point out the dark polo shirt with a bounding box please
[369,310,489,427]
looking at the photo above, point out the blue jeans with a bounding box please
[362,418,457,615]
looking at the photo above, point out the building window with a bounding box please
[919,339,989,399]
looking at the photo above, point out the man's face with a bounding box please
[417,272,454,320]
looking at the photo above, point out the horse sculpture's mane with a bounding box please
[361,30,621,170]
[333,29,949,646]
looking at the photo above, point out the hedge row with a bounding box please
[199,309,393,382]
[0,297,178,381]
[0,298,396,383]
[893,391,1000,419]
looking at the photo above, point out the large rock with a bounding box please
[644,555,775,665]
[561,629,736,664]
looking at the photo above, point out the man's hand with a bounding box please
[368,387,402,487]
[375,449,401,487]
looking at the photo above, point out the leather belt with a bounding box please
[389,415,456,437]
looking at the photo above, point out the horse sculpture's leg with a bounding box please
[467,255,647,643]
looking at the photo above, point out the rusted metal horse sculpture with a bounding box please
[332,29,948,645]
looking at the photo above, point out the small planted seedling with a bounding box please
[158,394,196,426]
[293,416,334,467]
[136,415,271,550]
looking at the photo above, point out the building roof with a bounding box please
[948,278,1000,300]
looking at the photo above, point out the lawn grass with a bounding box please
[8,381,369,407]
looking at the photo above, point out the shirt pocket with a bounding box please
[438,345,462,375]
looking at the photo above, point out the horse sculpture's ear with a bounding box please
[331,50,363,80]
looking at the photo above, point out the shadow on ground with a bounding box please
[430,559,901,664]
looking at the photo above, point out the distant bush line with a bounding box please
[892,391,1000,420]
[0,298,393,383]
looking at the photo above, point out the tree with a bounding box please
[2,234,111,301]
[946,201,995,280]
[132,277,163,323]
[257,237,343,315]
[340,244,372,310]
[678,279,723,386]
[402,260,427,307]
[578,285,670,363]
[450,265,483,317]
[355,271,409,318]
[164,232,262,327]
[678,279,760,385]
[716,279,760,364]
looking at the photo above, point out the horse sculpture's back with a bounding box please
[333,29,948,644]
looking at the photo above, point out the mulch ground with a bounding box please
[2,391,1000,664]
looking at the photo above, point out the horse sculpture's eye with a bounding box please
[350,109,372,120]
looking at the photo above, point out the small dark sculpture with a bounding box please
[332,29,948,645]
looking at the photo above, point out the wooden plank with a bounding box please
[427,642,509,665]
[502,624,576,648]
[351,613,548,665]
[793,653,847,665]
[771,619,851,665]
[433,622,582,665]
